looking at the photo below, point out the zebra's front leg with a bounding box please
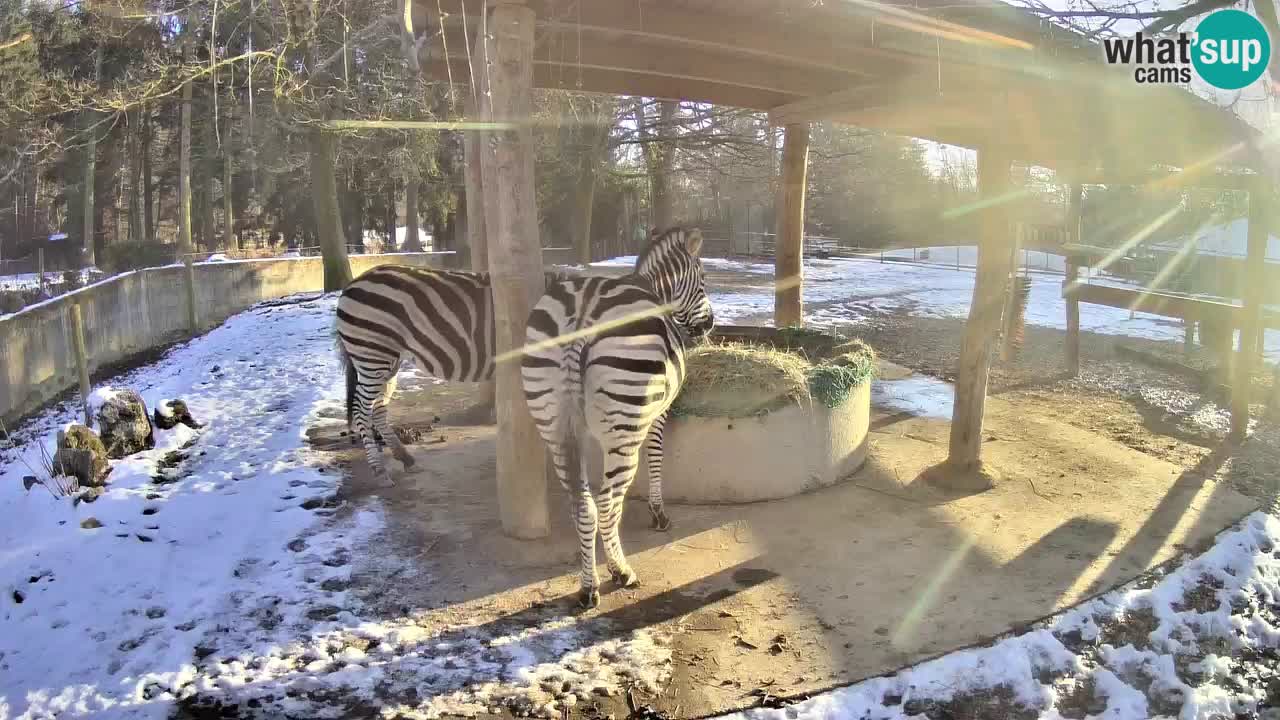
[573,487,601,609]
[644,412,672,531]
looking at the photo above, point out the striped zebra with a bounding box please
[333,265,675,528]
[521,227,714,609]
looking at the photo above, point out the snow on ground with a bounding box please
[0,268,103,292]
[729,511,1280,720]
[0,293,667,720]
[599,254,1280,366]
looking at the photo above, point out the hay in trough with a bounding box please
[672,331,876,418]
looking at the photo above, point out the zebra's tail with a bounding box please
[336,339,357,430]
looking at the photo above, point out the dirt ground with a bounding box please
[306,342,1263,718]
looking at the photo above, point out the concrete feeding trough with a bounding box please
[634,325,874,504]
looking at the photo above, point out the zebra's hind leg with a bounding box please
[353,364,395,487]
[372,372,415,470]
[598,449,641,589]
[644,412,671,531]
[572,486,602,608]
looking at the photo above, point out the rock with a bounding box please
[94,389,154,458]
[80,517,103,529]
[54,424,111,487]
[153,399,201,431]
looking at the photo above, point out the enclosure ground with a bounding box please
[305,356,1257,719]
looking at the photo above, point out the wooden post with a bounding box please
[70,302,91,427]
[774,123,809,328]
[942,145,1014,489]
[1000,223,1024,363]
[37,247,45,296]
[479,1,549,539]
[183,256,198,332]
[1064,183,1083,376]
[1231,182,1268,440]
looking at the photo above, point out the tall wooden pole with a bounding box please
[1231,180,1268,441]
[463,33,488,274]
[1064,183,1083,376]
[465,2,495,413]
[774,123,809,328]
[943,145,1014,489]
[479,1,548,539]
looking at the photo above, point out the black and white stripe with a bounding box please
[334,264,677,528]
[521,227,714,609]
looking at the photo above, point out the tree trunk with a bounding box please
[943,144,1014,489]
[307,130,352,290]
[773,123,809,328]
[143,109,154,243]
[463,41,489,273]
[649,100,677,229]
[572,102,613,266]
[403,179,422,251]
[129,115,144,244]
[478,2,548,539]
[177,19,194,256]
[223,150,235,249]
[80,46,103,267]
[385,180,396,250]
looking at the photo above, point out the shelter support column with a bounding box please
[478,0,549,538]
[774,123,809,327]
[1064,184,1083,376]
[1230,181,1268,441]
[942,145,1014,489]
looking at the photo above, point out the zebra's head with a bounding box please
[636,226,715,344]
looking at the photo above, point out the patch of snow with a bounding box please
[872,377,955,419]
[86,386,124,417]
[0,293,677,720]
[728,511,1280,720]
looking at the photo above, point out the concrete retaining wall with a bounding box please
[1,253,450,427]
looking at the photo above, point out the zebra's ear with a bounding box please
[684,228,703,257]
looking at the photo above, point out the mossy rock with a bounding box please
[55,424,111,487]
[673,327,875,418]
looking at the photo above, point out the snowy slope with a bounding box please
[0,293,356,719]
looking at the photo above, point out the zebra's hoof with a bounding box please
[612,569,639,588]
[577,588,601,609]
[649,507,672,532]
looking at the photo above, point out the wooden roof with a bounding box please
[415,0,1265,178]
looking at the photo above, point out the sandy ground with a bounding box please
[304,351,1259,718]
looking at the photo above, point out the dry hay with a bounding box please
[673,329,876,418]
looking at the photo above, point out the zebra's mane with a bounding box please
[634,227,692,278]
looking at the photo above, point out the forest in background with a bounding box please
[0,0,1267,281]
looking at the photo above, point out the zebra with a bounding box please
[521,227,714,609]
[333,265,676,531]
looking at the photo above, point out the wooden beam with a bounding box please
[1231,185,1269,440]
[774,123,809,328]
[479,2,549,539]
[768,80,932,125]
[421,0,926,79]
[944,143,1014,489]
[422,55,801,110]
[430,24,865,100]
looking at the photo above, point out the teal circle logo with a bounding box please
[1192,9,1271,90]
